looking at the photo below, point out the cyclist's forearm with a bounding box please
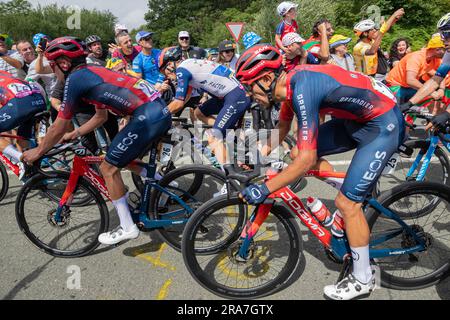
[410,76,443,104]
[76,110,108,137]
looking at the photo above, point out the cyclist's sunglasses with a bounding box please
[179,37,190,41]
[441,31,450,40]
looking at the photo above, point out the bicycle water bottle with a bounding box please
[331,210,346,238]
[306,197,333,227]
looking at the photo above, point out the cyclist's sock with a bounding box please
[113,193,135,233]
[3,145,23,163]
[350,245,373,284]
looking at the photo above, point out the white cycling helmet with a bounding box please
[277,2,299,17]
[437,13,450,31]
[354,19,376,36]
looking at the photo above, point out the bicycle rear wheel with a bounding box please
[15,172,109,257]
[182,195,302,299]
[366,181,450,289]
[149,165,231,251]
[0,161,9,202]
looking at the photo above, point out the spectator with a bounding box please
[216,40,239,72]
[111,31,141,68]
[243,32,262,50]
[282,32,320,72]
[132,31,165,86]
[114,23,128,36]
[16,40,35,78]
[386,34,446,103]
[206,48,219,61]
[177,31,208,60]
[353,8,405,80]
[329,35,356,72]
[86,35,108,66]
[389,38,411,69]
[275,1,299,52]
[0,33,25,79]
[303,19,334,63]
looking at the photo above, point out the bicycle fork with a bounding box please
[237,201,274,260]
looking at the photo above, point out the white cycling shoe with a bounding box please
[323,273,376,300]
[98,225,140,245]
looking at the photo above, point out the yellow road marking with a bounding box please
[156,278,173,300]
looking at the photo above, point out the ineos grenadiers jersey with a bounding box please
[436,51,450,78]
[0,71,43,106]
[284,64,397,151]
[58,66,161,120]
[175,59,242,100]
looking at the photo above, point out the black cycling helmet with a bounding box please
[85,35,102,46]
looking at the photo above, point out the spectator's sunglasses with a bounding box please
[142,36,153,41]
[222,50,235,54]
[179,37,190,41]
[0,36,5,42]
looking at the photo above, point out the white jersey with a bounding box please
[175,59,242,100]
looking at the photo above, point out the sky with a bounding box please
[30,0,149,29]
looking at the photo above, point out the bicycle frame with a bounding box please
[55,149,195,229]
[0,133,35,177]
[406,134,450,181]
[238,169,428,262]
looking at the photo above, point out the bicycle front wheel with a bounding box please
[182,195,302,299]
[0,161,9,202]
[15,172,109,257]
[367,181,450,289]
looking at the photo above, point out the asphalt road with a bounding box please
[0,148,448,301]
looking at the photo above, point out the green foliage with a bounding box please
[0,0,117,46]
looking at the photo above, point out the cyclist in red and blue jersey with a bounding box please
[403,13,450,128]
[235,44,405,300]
[0,70,46,178]
[167,55,251,164]
[23,37,172,246]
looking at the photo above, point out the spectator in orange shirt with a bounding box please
[386,34,445,103]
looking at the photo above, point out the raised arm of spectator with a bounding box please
[35,45,53,74]
[275,34,288,53]
[0,54,22,69]
[317,23,330,62]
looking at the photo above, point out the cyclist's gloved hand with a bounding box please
[240,183,271,205]
[432,112,450,130]
[399,101,413,113]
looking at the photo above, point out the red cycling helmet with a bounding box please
[45,37,87,61]
[236,44,283,85]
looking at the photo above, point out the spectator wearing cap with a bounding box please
[216,40,239,72]
[243,32,262,50]
[0,33,25,79]
[386,34,446,104]
[132,31,167,91]
[275,2,299,52]
[282,32,320,72]
[86,35,108,67]
[302,19,334,63]
[329,35,355,72]
[353,8,405,80]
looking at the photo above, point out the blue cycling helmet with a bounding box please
[243,32,262,50]
[33,33,48,47]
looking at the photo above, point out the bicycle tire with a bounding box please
[15,171,109,258]
[182,195,302,299]
[366,181,450,289]
[149,165,231,251]
[0,161,9,202]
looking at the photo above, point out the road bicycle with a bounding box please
[182,159,450,299]
[15,131,228,257]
